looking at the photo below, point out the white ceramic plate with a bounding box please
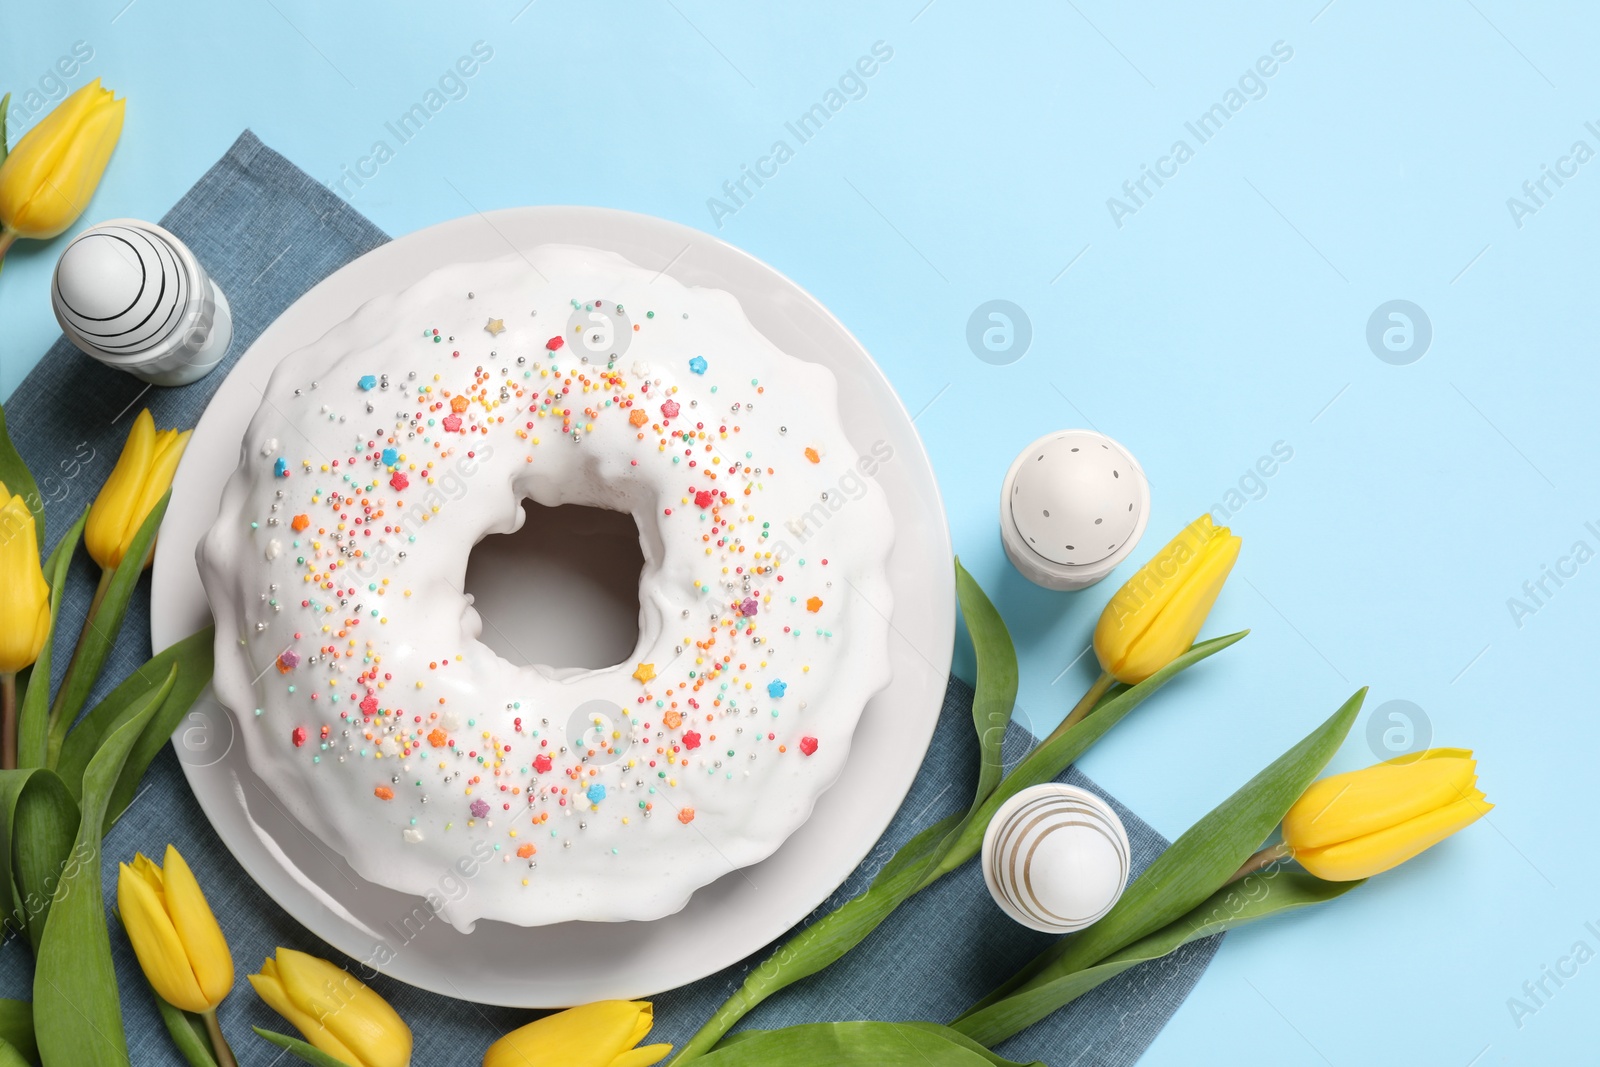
[150,207,954,1007]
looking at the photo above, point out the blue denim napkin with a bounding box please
[0,131,1219,1066]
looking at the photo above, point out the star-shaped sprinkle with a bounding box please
[632,662,656,683]
[485,318,506,336]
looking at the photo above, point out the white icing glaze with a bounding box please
[199,247,895,928]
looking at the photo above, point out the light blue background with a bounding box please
[3,2,1594,1063]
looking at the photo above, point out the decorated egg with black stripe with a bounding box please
[53,223,192,357]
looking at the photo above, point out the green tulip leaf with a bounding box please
[954,559,1017,814]
[10,767,79,953]
[0,402,43,536]
[954,869,1364,1046]
[959,688,1367,1029]
[57,627,211,824]
[153,996,220,1067]
[703,1021,1045,1066]
[922,629,1249,887]
[252,1028,354,1067]
[0,997,37,1065]
[0,1036,30,1067]
[18,508,87,770]
[47,489,170,764]
[0,92,11,165]
[33,666,167,1067]
[107,629,213,826]
[870,560,1023,891]
[868,810,964,891]
[0,770,43,944]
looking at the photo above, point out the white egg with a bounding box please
[999,430,1151,590]
[982,783,1131,935]
[51,219,233,386]
[54,224,189,356]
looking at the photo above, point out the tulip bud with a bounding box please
[0,483,50,675]
[1283,748,1491,881]
[117,846,234,1013]
[483,1000,670,1067]
[1092,514,1241,684]
[249,948,412,1067]
[0,80,125,258]
[85,408,191,570]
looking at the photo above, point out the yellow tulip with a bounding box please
[117,846,234,1013]
[0,79,125,259]
[0,482,50,676]
[484,1001,671,1067]
[85,409,191,570]
[249,948,412,1067]
[1283,748,1491,881]
[1092,514,1241,685]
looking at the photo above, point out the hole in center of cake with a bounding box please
[463,501,644,670]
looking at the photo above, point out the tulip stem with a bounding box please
[1,672,16,770]
[202,1009,238,1067]
[1227,841,1292,885]
[0,229,16,264]
[45,566,113,762]
[1056,671,1116,735]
